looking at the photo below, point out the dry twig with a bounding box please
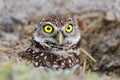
[80,47,96,63]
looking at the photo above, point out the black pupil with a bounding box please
[47,27,50,30]
[67,27,70,29]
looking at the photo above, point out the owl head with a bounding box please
[32,14,81,56]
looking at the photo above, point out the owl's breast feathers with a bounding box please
[19,39,81,70]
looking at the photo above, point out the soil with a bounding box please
[82,19,120,75]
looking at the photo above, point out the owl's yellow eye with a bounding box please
[44,24,53,33]
[65,24,73,33]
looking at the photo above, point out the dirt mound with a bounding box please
[82,19,120,75]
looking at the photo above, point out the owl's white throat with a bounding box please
[50,48,80,57]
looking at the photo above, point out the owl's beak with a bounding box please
[56,32,63,45]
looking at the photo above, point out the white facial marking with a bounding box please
[64,37,80,48]
[33,32,51,48]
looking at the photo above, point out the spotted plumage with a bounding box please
[19,14,81,70]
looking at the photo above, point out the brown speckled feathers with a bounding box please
[19,14,81,70]
[40,15,73,27]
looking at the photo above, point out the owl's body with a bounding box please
[19,14,81,70]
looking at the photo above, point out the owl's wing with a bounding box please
[18,47,34,60]
[18,42,40,67]
[19,40,57,68]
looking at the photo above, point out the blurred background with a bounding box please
[0,0,120,80]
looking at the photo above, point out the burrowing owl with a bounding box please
[19,14,81,70]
